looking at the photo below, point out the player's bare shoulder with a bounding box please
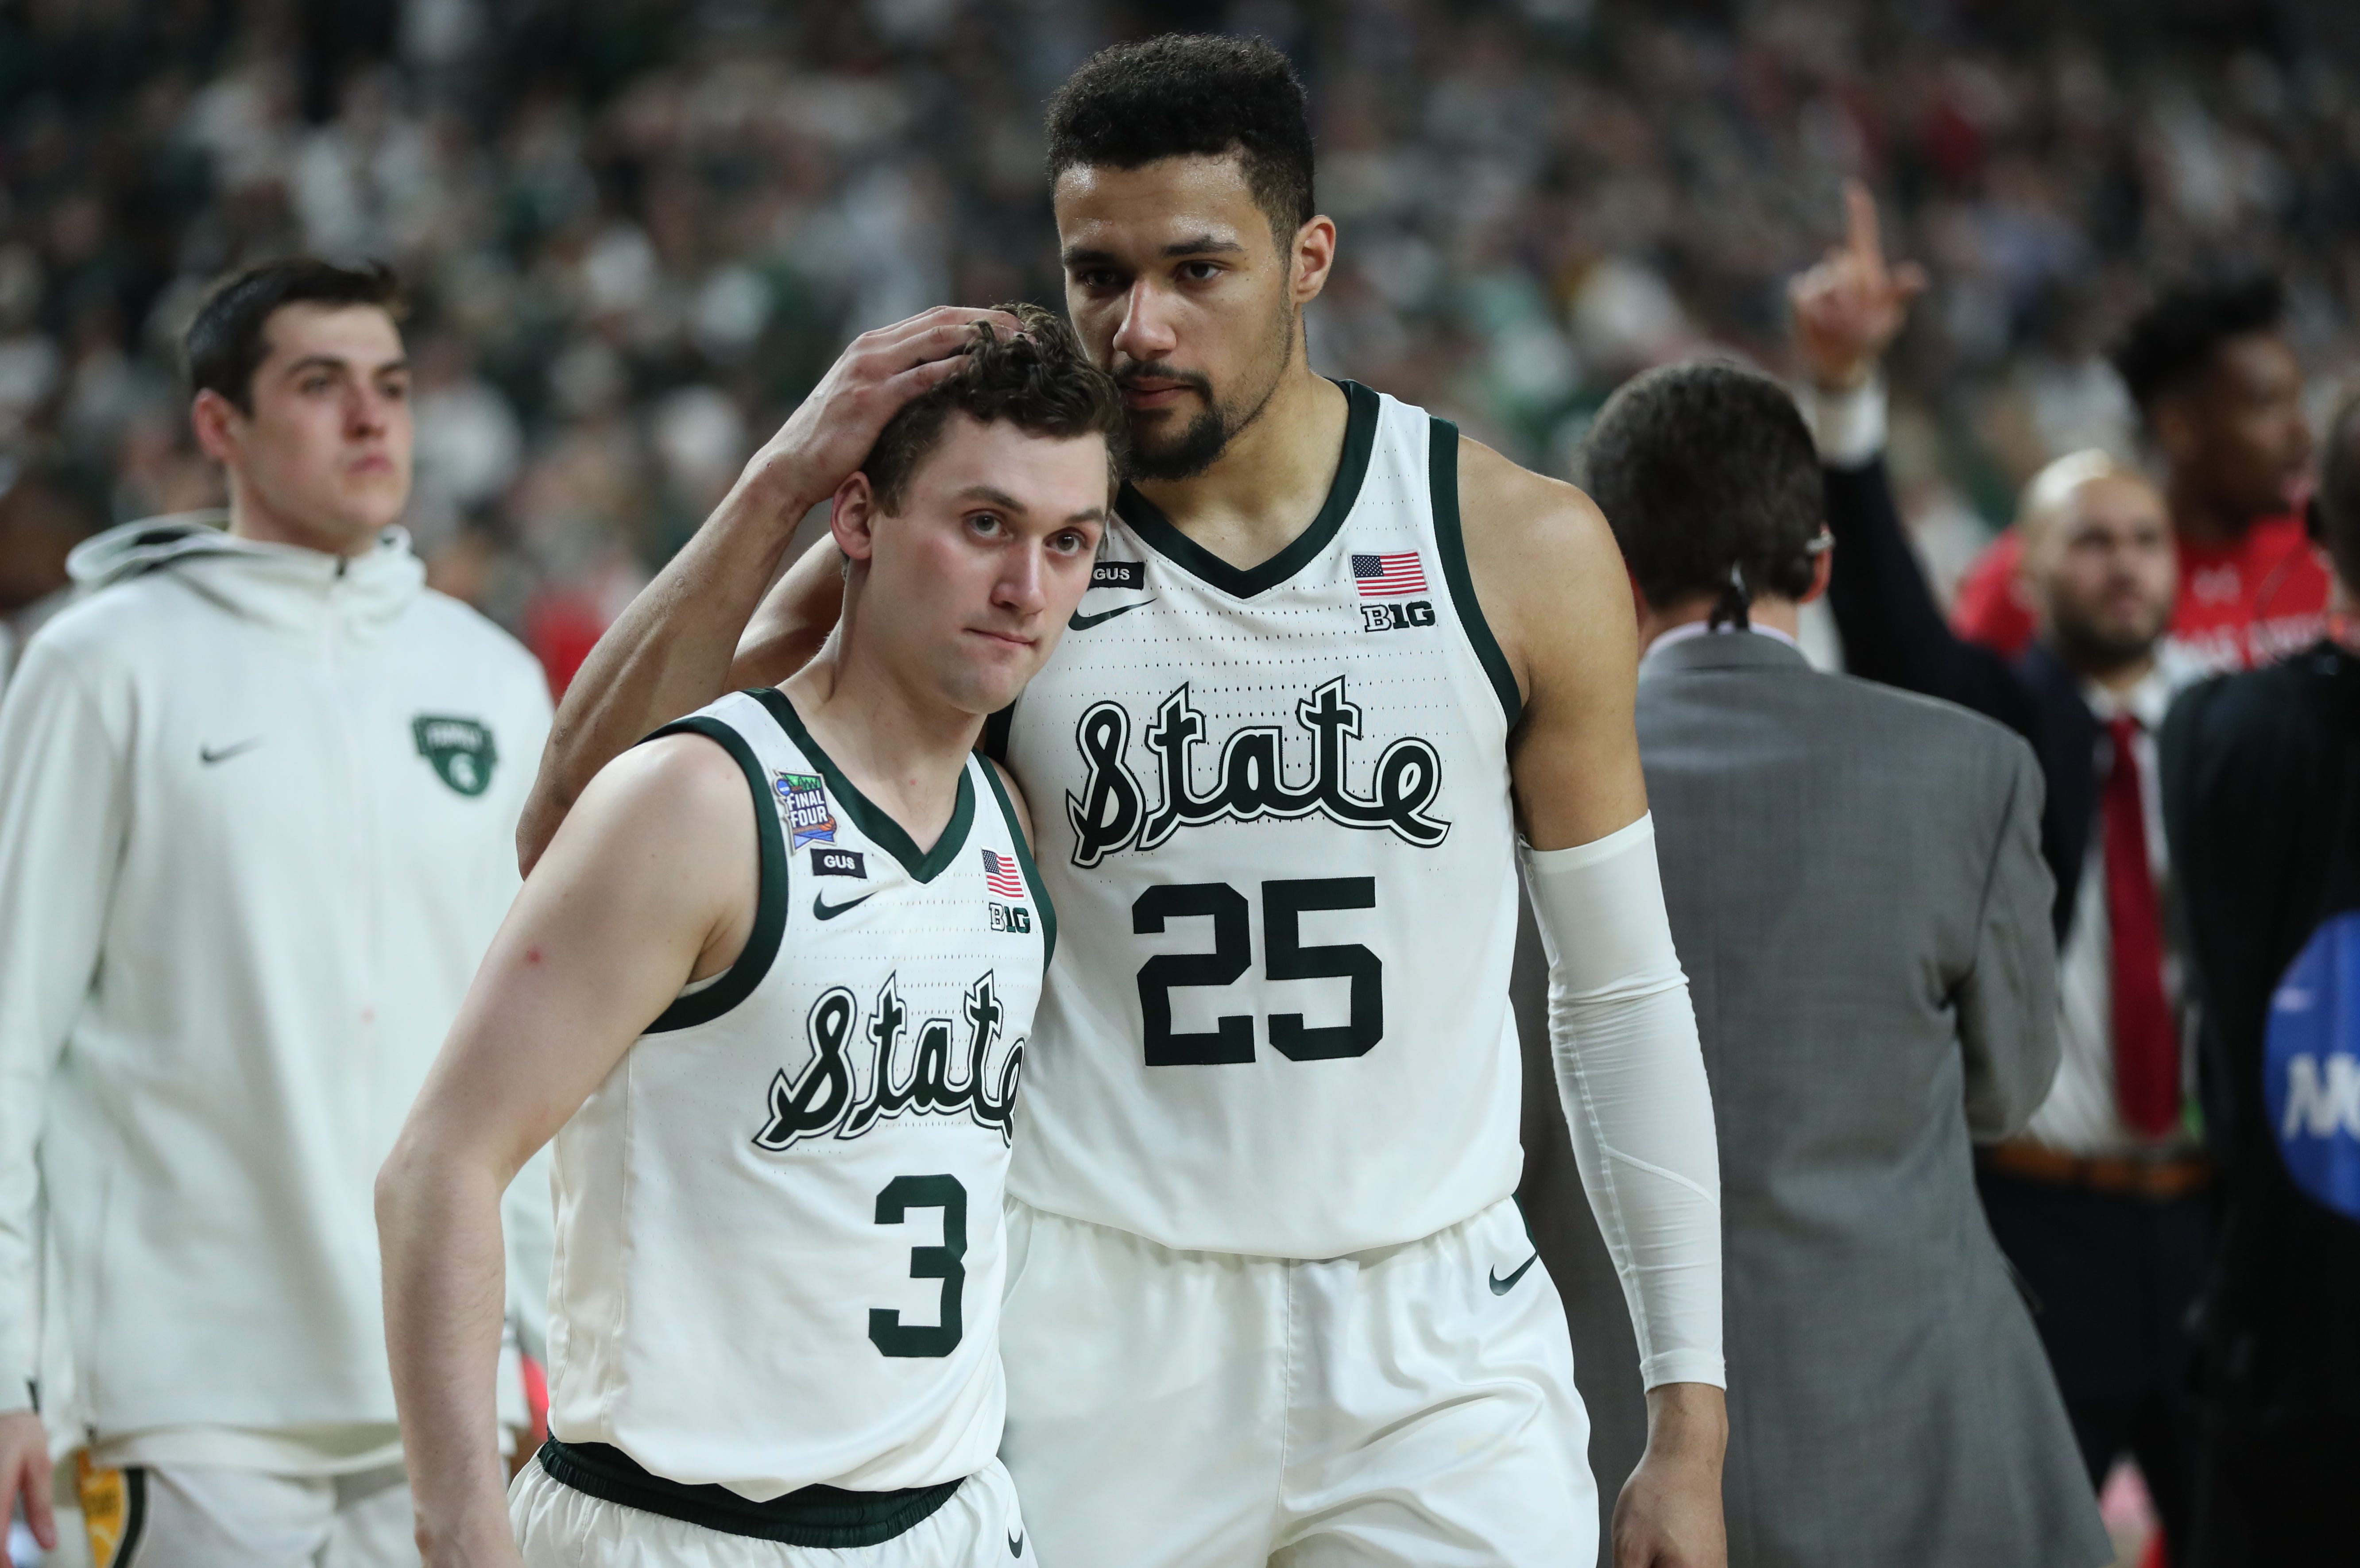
[1452,433,1636,704]
[549,726,760,936]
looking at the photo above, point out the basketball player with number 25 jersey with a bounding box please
[523,37,1733,1568]
[377,311,1122,1568]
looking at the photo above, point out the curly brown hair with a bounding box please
[862,304,1127,515]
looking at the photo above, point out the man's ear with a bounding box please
[190,390,242,466]
[831,472,881,563]
[1799,538,1835,605]
[1291,215,1337,307]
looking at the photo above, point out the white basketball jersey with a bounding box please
[999,382,1525,1258]
[543,687,1050,1501]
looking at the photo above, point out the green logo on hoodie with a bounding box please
[413,715,497,797]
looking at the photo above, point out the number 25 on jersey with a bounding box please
[1133,877,1384,1066]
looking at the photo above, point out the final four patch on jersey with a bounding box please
[77,1451,146,1567]
[774,770,836,846]
[412,714,498,796]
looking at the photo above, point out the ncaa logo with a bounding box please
[2266,910,2360,1221]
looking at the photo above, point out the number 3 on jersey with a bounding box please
[870,1174,965,1358]
[1133,878,1384,1065]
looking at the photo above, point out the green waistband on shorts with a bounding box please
[536,1438,964,1546]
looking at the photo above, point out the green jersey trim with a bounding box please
[748,687,975,883]
[1428,416,1523,729]
[1116,379,1380,600]
[639,714,789,1035]
[537,1440,960,1546]
[977,757,1056,971]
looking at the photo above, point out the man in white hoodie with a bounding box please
[0,259,553,1567]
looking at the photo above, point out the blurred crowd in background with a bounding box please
[3,0,2360,688]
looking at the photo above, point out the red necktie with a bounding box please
[2103,714,2178,1138]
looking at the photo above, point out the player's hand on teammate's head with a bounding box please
[0,1410,54,1562]
[740,305,1027,523]
[1788,178,1927,393]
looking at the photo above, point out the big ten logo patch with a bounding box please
[774,771,836,847]
[990,903,1034,933]
[1361,599,1436,633]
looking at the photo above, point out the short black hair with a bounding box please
[186,258,405,413]
[1045,33,1315,243]
[1581,361,1825,608]
[2109,275,2284,413]
[2315,392,2360,594]
[863,304,1128,514]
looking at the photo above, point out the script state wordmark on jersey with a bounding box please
[755,972,1022,1151]
[1064,675,1449,866]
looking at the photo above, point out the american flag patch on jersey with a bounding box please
[1352,552,1428,598]
[982,848,1026,900]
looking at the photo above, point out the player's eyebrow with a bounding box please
[957,485,1031,514]
[277,354,410,379]
[1160,234,1243,258]
[1059,235,1245,268]
[957,488,1106,527]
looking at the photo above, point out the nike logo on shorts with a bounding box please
[1490,1253,1539,1295]
[1068,599,1154,631]
[200,737,263,765]
[812,891,877,922]
[1009,1528,1026,1557]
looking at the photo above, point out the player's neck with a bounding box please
[2165,474,2253,549]
[1129,367,1349,574]
[224,471,382,558]
[780,641,981,854]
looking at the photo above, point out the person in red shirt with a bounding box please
[1952,278,2326,672]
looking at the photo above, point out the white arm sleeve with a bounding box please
[1521,813,1725,1390]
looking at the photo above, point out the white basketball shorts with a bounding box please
[69,1459,416,1568]
[998,1193,1597,1567]
[510,1453,1032,1567]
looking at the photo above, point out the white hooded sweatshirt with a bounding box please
[0,514,552,1471]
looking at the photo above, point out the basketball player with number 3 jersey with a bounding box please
[376,312,1122,1567]
[523,35,1733,1568]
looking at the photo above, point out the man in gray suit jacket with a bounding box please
[1575,361,2111,1568]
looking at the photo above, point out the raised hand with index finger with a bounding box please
[1787,180,1927,392]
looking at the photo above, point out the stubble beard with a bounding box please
[2050,598,2170,679]
[1122,302,1297,484]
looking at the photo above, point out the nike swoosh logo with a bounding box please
[1009,1530,1025,1558]
[812,891,877,922]
[199,738,263,765]
[1490,1253,1539,1295]
[1068,598,1155,631]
